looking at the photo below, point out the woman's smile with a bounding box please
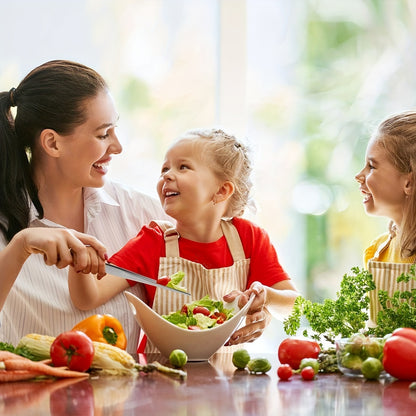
[92,159,110,175]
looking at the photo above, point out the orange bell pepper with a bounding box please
[72,314,127,350]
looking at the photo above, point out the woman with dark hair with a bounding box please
[0,60,166,353]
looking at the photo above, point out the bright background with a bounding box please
[2,0,416,351]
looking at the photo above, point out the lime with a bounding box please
[361,357,383,380]
[232,349,251,370]
[169,349,188,368]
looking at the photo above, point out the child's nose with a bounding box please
[163,170,173,180]
[355,171,364,183]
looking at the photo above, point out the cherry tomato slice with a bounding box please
[210,312,227,324]
[157,276,171,286]
[193,306,210,316]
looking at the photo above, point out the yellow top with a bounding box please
[364,232,416,268]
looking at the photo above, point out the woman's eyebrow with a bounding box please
[95,116,120,131]
[95,122,114,131]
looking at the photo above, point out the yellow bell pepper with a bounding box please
[72,314,127,350]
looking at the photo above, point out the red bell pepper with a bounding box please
[278,337,320,370]
[383,327,416,381]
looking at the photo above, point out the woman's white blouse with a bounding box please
[0,180,167,353]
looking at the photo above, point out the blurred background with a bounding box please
[2,0,416,351]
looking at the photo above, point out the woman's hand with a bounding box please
[223,282,271,345]
[20,228,107,277]
[0,228,108,311]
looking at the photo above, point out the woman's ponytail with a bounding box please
[0,91,34,242]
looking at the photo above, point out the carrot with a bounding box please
[0,351,32,361]
[0,351,89,381]
[2,359,89,378]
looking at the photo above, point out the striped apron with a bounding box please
[145,219,250,354]
[367,234,416,327]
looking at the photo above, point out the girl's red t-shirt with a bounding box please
[109,217,290,306]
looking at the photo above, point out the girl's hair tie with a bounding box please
[8,87,16,107]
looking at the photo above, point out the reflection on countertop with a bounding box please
[1,353,415,416]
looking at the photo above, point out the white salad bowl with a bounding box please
[124,291,255,361]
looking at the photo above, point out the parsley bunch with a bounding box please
[284,267,376,344]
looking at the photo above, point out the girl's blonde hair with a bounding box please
[181,128,252,217]
[374,111,416,257]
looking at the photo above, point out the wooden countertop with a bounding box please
[1,352,415,415]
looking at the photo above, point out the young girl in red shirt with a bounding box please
[69,128,299,348]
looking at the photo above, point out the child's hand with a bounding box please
[223,281,271,345]
[71,245,107,278]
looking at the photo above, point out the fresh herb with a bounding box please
[0,341,38,360]
[284,265,416,344]
[283,267,376,344]
[372,264,416,336]
[0,342,16,353]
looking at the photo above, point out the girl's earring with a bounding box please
[212,199,217,206]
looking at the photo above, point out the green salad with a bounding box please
[162,295,235,330]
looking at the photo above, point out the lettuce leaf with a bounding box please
[162,295,235,330]
[166,271,188,293]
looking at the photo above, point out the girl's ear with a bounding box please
[39,129,61,157]
[214,181,235,204]
[404,173,413,196]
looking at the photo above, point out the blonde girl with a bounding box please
[69,128,299,349]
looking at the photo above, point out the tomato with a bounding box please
[210,311,227,324]
[157,276,171,286]
[383,327,416,380]
[277,364,293,381]
[301,366,315,381]
[278,338,320,369]
[181,304,188,315]
[193,306,210,316]
[50,331,95,372]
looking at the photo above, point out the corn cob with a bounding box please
[17,334,137,375]
[16,333,54,361]
[90,341,136,375]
